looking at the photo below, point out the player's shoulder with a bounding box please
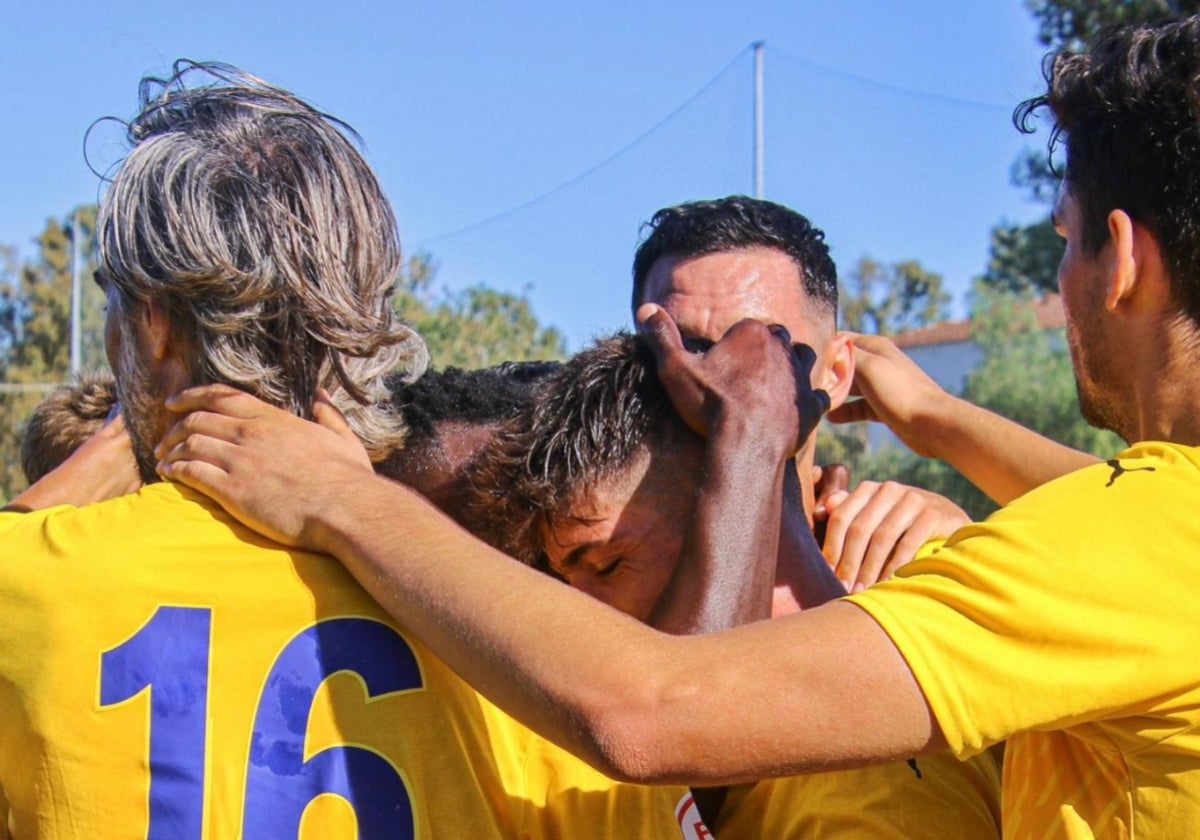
[0,482,226,554]
[990,440,1199,524]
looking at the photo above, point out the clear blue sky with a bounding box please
[3,1,1050,350]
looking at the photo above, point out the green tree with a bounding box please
[1027,0,1200,50]
[840,257,950,337]
[962,283,1120,456]
[980,217,1064,296]
[394,251,567,369]
[0,207,106,501]
[4,207,107,382]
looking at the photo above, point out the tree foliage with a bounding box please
[980,217,1064,296]
[1027,0,1200,50]
[0,207,106,501]
[839,257,950,337]
[394,252,567,370]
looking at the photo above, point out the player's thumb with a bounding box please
[636,303,687,370]
[313,389,358,443]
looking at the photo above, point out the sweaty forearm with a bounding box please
[314,474,687,776]
[650,416,786,634]
[920,395,1100,504]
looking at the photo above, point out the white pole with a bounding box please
[70,209,82,376]
[753,41,765,199]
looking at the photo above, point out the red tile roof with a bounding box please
[891,294,1065,349]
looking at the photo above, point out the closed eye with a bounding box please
[596,557,623,578]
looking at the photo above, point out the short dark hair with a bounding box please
[378,361,560,492]
[631,196,838,318]
[21,375,119,484]
[465,334,692,564]
[1016,16,1200,324]
[386,361,561,444]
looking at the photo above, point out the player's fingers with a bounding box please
[813,465,848,526]
[812,388,832,417]
[832,483,911,591]
[313,390,372,468]
[877,518,934,582]
[847,332,900,358]
[156,458,237,509]
[826,398,877,425]
[155,410,249,459]
[637,304,686,356]
[638,304,696,379]
[164,384,265,419]
[821,482,877,577]
[791,341,819,379]
[814,487,849,524]
[157,428,244,475]
[313,389,357,441]
[820,464,851,496]
[853,497,921,592]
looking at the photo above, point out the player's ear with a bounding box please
[817,331,854,411]
[144,300,173,361]
[1106,209,1170,315]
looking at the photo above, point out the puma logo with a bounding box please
[1105,459,1156,488]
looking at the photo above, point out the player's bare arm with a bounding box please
[644,309,841,633]
[828,332,1100,503]
[3,414,140,513]
[157,315,943,785]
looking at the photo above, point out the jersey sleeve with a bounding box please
[847,444,1200,757]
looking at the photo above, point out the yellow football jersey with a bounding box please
[0,483,697,839]
[715,750,1001,839]
[851,442,1200,839]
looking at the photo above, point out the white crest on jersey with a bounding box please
[675,792,713,839]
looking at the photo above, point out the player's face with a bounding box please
[541,449,698,623]
[641,246,834,352]
[1054,185,1126,436]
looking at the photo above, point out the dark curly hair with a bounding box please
[1015,15,1200,324]
[631,196,838,318]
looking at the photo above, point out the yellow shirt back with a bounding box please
[0,483,696,839]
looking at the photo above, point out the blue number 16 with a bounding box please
[100,607,424,838]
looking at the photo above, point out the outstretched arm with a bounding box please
[828,333,1099,505]
[156,323,943,785]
